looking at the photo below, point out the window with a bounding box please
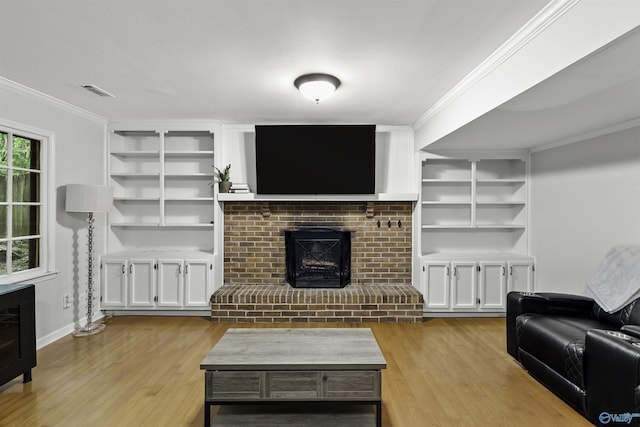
[0,126,49,279]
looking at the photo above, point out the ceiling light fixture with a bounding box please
[294,73,341,103]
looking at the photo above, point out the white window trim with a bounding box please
[0,118,56,282]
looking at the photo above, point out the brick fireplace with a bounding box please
[223,201,413,285]
[211,201,423,322]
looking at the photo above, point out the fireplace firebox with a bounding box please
[285,228,351,288]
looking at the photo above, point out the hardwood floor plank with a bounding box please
[0,317,591,426]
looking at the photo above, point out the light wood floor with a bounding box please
[0,317,591,427]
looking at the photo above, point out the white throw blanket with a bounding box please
[585,244,640,313]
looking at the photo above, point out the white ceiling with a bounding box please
[425,27,640,151]
[0,0,549,125]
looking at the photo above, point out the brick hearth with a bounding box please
[211,284,424,323]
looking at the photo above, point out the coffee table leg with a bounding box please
[376,401,382,427]
[204,401,210,427]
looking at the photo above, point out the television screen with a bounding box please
[255,125,376,194]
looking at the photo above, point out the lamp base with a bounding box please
[73,322,106,337]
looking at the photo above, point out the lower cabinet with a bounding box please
[101,251,213,311]
[421,256,534,314]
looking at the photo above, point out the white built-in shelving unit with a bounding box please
[102,122,221,313]
[109,129,215,230]
[418,151,534,315]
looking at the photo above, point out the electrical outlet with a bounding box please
[63,294,71,309]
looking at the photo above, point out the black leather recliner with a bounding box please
[507,291,640,426]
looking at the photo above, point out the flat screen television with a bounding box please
[255,125,376,194]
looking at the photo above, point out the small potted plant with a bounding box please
[214,164,232,193]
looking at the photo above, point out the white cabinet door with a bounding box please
[184,259,211,307]
[451,262,477,310]
[423,261,450,310]
[101,259,127,307]
[508,261,534,293]
[157,259,183,307]
[128,259,155,307]
[478,262,507,310]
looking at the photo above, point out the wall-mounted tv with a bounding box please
[255,125,376,195]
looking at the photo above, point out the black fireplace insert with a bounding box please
[285,228,351,288]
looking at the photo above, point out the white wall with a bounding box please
[530,125,640,295]
[0,79,108,347]
[220,125,416,194]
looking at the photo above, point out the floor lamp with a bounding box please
[65,184,113,337]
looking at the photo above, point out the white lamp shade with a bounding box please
[66,184,113,213]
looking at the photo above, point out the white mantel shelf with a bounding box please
[217,193,419,202]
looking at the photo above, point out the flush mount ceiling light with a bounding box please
[294,73,341,103]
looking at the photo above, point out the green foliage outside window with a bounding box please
[0,132,41,275]
[0,132,39,169]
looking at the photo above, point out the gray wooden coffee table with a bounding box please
[200,328,387,427]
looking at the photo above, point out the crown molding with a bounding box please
[530,116,640,153]
[412,0,580,131]
[0,76,107,124]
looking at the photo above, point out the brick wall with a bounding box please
[223,201,413,285]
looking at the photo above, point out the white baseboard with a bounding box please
[36,312,105,350]
[103,310,209,317]
[423,312,506,318]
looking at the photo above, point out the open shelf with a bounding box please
[476,201,525,206]
[113,197,160,202]
[420,227,527,255]
[110,173,160,178]
[111,151,159,158]
[422,201,472,205]
[164,150,214,157]
[422,159,471,180]
[421,153,528,255]
[476,159,525,180]
[107,124,216,254]
[164,197,214,202]
[422,179,472,183]
[165,173,214,178]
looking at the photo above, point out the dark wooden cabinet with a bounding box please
[0,284,36,386]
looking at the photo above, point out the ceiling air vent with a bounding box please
[81,84,115,98]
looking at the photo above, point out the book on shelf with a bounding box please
[230,183,250,193]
